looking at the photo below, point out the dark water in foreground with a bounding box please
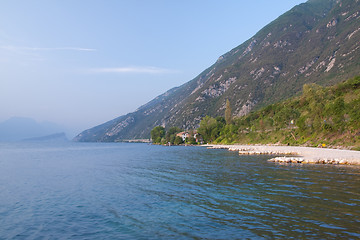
[0,142,359,239]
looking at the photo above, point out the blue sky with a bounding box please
[0,0,305,136]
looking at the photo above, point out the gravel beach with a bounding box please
[206,144,360,165]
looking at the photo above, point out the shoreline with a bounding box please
[204,144,360,165]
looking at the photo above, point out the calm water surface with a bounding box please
[0,142,359,239]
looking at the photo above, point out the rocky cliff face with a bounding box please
[74,0,360,142]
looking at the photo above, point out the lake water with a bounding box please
[0,142,359,239]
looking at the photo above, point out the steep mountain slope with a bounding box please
[213,76,360,149]
[75,0,360,142]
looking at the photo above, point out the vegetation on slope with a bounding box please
[198,76,360,150]
[150,126,197,145]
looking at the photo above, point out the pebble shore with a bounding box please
[205,144,360,165]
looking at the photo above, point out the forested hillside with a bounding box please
[197,76,360,150]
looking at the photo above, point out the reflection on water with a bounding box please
[0,142,359,239]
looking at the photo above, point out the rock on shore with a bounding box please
[206,145,360,165]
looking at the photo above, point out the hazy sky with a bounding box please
[0,0,305,136]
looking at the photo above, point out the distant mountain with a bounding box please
[22,132,68,142]
[0,117,65,141]
[75,0,360,142]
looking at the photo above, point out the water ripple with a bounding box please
[0,143,360,239]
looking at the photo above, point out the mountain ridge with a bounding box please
[0,117,65,142]
[22,132,68,142]
[74,0,360,142]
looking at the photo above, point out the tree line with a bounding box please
[151,76,360,150]
[197,76,360,149]
[150,126,197,145]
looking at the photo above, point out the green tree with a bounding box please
[225,99,232,125]
[331,97,345,131]
[296,115,307,131]
[303,83,322,100]
[198,116,225,143]
[165,126,182,144]
[185,130,197,145]
[151,126,165,144]
[174,136,183,145]
[198,116,216,143]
